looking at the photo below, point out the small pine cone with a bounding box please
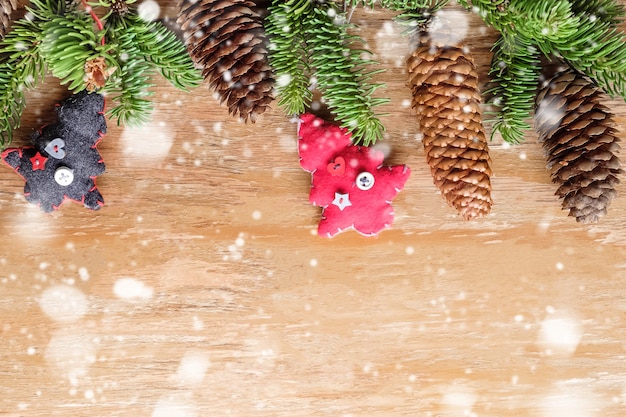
[535,68,622,223]
[84,56,116,91]
[177,0,274,122]
[0,0,17,38]
[407,36,493,220]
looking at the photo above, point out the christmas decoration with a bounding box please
[266,0,626,222]
[298,113,410,237]
[0,0,622,224]
[2,91,107,212]
[406,29,493,220]
[0,0,201,146]
[178,0,275,122]
[535,67,623,223]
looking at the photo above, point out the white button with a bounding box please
[356,172,375,190]
[54,167,74,186]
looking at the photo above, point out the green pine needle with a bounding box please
[106,58,155,126]
[508,1,579,56]
[465,0,626,143]
[265,0,388,145]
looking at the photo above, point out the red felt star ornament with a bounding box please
[29,152,47,171]
[298,113,411,237]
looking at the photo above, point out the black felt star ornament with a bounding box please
[2,91,107,212]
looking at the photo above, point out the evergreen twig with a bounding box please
[266,0,312,116]
[104,19,154,126]
[304,3,387,145]
[486,34,541,144]
[266,0,388,145]
[41,13,109,92]
[128,14,202,91]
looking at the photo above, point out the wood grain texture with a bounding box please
[1,2,626,416]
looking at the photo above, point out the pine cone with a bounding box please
[84,56,116,92]
[406,35,493,220]
[535,68,622,223]
[0,0,16,38]
[177,0,274,122]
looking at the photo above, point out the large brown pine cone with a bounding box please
[177,0,274,122]
[407,35,493,220]
[535,68,622,223]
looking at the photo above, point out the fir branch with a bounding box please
[40,13,107,92]
[0,64,27,146]
[507,1,578,56]
[27,0,67,20]
[0,15,45,145]
[266,0,313,115]
[125,13,202,91]
[104,13,153,125]
[0,0,200,142]
[304,3,387,145]
[103,4,200,124]
[0,15,44,80]
[106,56,154,126]
[486,34,541,144]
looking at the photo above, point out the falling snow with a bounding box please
[538,314,583,355]
[172,350,210,386]
[152,396,199,417]
[224,233,246,261]
[113,277,154,301]
[121,120,174,163]
[44,330,98,381]
[1,4,625,417]
[137,0,160,22]
[428,9,469,46]
[39,285,88,323]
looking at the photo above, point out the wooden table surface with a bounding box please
[2,2,626,416]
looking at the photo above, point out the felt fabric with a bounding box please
[298,113,411,237]
[2,91,107,212]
